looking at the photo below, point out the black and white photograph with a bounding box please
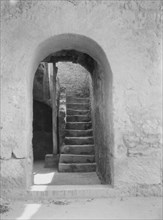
[0,0,162,219]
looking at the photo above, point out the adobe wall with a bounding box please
[1,0,162,197]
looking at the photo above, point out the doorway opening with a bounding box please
[32,55,102,185]
[30,34,113,187]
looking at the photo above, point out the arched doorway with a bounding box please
[30,34,114,185]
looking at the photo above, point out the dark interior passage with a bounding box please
[32,60,93,164]
[32,63,53,161]
[33,100,53,160]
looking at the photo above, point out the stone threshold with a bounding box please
[6,184,161,201]
[28,185,114,200]
[26,184,162,200]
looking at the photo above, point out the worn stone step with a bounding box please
[61,145,95,155]
[66,93,89,98]
[67,109,90,116]
[66,122,92,130]
[65,137,94,145]
[67,103,90,110]
[67,115,91,122]
[59,154,95,163]
[58,163,96,172]
[65,129,93,137]
[67,96,90,104]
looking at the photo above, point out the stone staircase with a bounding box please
[58,95,96,172]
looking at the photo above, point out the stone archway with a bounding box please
[30,34,114,185]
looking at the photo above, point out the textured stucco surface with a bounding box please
[0,0,162,196]
[57,62,90,97]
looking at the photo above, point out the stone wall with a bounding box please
[1,0,162,196]
[57,62,90,97]
[33,63,46,102]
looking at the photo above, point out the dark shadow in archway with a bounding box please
[32,63,53,161]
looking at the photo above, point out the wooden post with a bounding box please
[45,63,59,168]
[48,63,53,104]
[43,62,50,101]
[48,63,58,155]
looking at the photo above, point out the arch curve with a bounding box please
[32,34,112,81]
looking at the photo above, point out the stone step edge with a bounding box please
[67,108,90,111]
[66,96,90,99]
[66,120,92,123]
[66,94,89,96]
[30,185,110,191]
[65,129,93,132]
[67,115,91,117]
[67,103,90,105]
[27,185,115,200]
[66,122,92,124]
[63,144,95,147]
[67,109,90,111]
[59,163,96,166]
[60,154,95,157]
[65,136,94,139]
